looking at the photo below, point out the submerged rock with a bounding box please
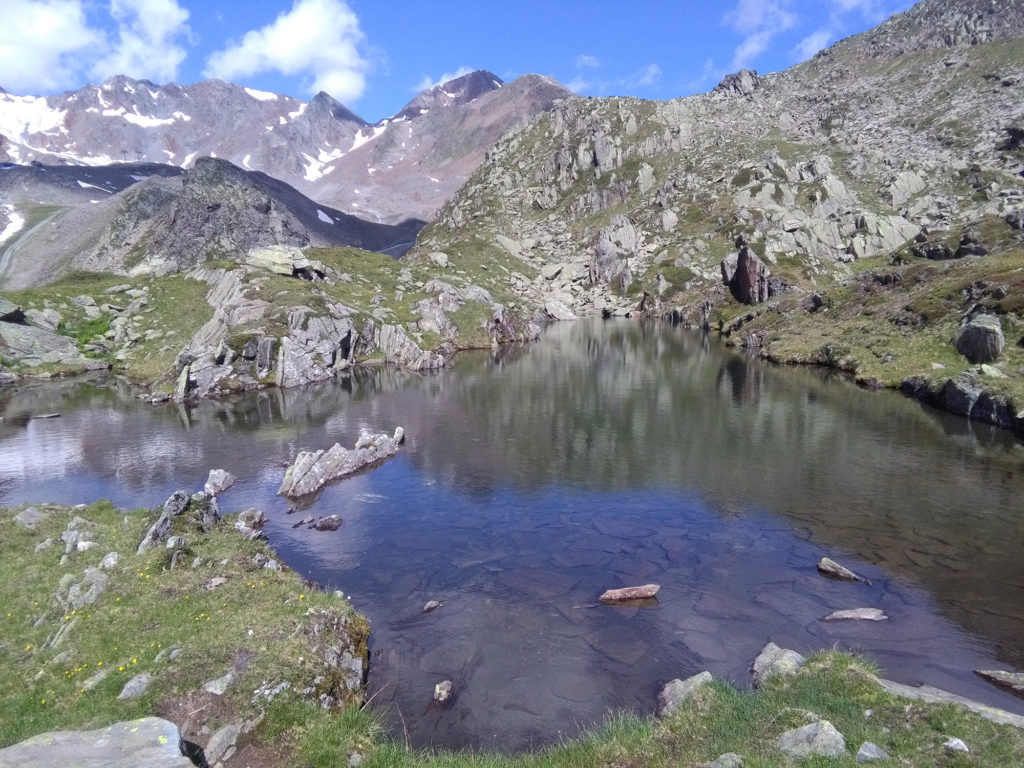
[974,669,1024,698]
[824,608,887,621]
[278,428,404,498]
[599,584,660,603]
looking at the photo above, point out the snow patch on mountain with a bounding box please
[0,93,65,136]
[0,207,26,245]
[245,87,279,102]
[317,209,333,224]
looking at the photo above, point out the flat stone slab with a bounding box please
[877,677,1024,728]
[0,717,193,767]
[825,608,887,621]
[599,584,660,604]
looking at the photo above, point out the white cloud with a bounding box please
[91,0,191,83]
[0,0,101,92]
[204,0,369,102]
[575,54,601,69]
[723,0,799,70]
[631,64,662,87]
[565,76,590,94]
[792,28,833,60]
[413,66,475,93]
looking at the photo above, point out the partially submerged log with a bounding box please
[278,428,404,498]
[599,584,660,604]
[817,557,871,585]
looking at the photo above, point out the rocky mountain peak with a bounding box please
[307,91,368,125]
[393,69,504,121]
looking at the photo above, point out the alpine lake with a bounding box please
[2,318,1023,752]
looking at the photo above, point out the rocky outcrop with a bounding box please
[278,428,405,498]
[138,490,220,554]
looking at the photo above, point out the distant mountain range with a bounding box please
[0,70,573,223]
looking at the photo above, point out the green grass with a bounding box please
[0,501,367,757]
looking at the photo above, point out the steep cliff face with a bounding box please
[413,0,1024,430]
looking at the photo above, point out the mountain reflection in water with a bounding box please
[1,319,1022,751]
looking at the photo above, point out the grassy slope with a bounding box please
[2,503,1022,767]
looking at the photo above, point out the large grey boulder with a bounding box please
[138,490,220,554]
[776,720,846,758]
[279,428,404,498]
[0,717,193,767]
[727,246,772,305]
[955,314,1004,363]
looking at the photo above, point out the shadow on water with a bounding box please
[1,319,1022,751]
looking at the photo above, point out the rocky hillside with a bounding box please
[0,70,573,223]
[412,0,1024,433]
[0,158,424,290]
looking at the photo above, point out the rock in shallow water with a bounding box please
[599,584,660,603]
[817,556,871,585]
[278,428,404,498]
[825,608,887,621]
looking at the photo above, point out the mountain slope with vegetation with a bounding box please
[412,0,1024,433]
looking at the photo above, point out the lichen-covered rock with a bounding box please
[0,717,193,767]
[657,670,713,717]
[751,642,806,687]
[776,720,846,758]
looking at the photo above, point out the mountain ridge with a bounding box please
[0,70,573,223]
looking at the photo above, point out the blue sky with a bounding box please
[2,0,915,122]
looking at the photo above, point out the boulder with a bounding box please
[776,720,846,758]
[657,670,713,717]
[544,299,577,321]
[311,515,342,531]
[751,643,806,687]
[955,314,1004,363]
[709,754,744,768]
[204,468,236,496]
[433,679,454,703]
[0,717,193,767]
[714,69,762,96]
[138,490,219,554]
[0,297,25,322]
[279,428,404,498]
[0,321,108,370]
[856,742,891,763]
[729,246,772,304]
[118,672,154,700]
